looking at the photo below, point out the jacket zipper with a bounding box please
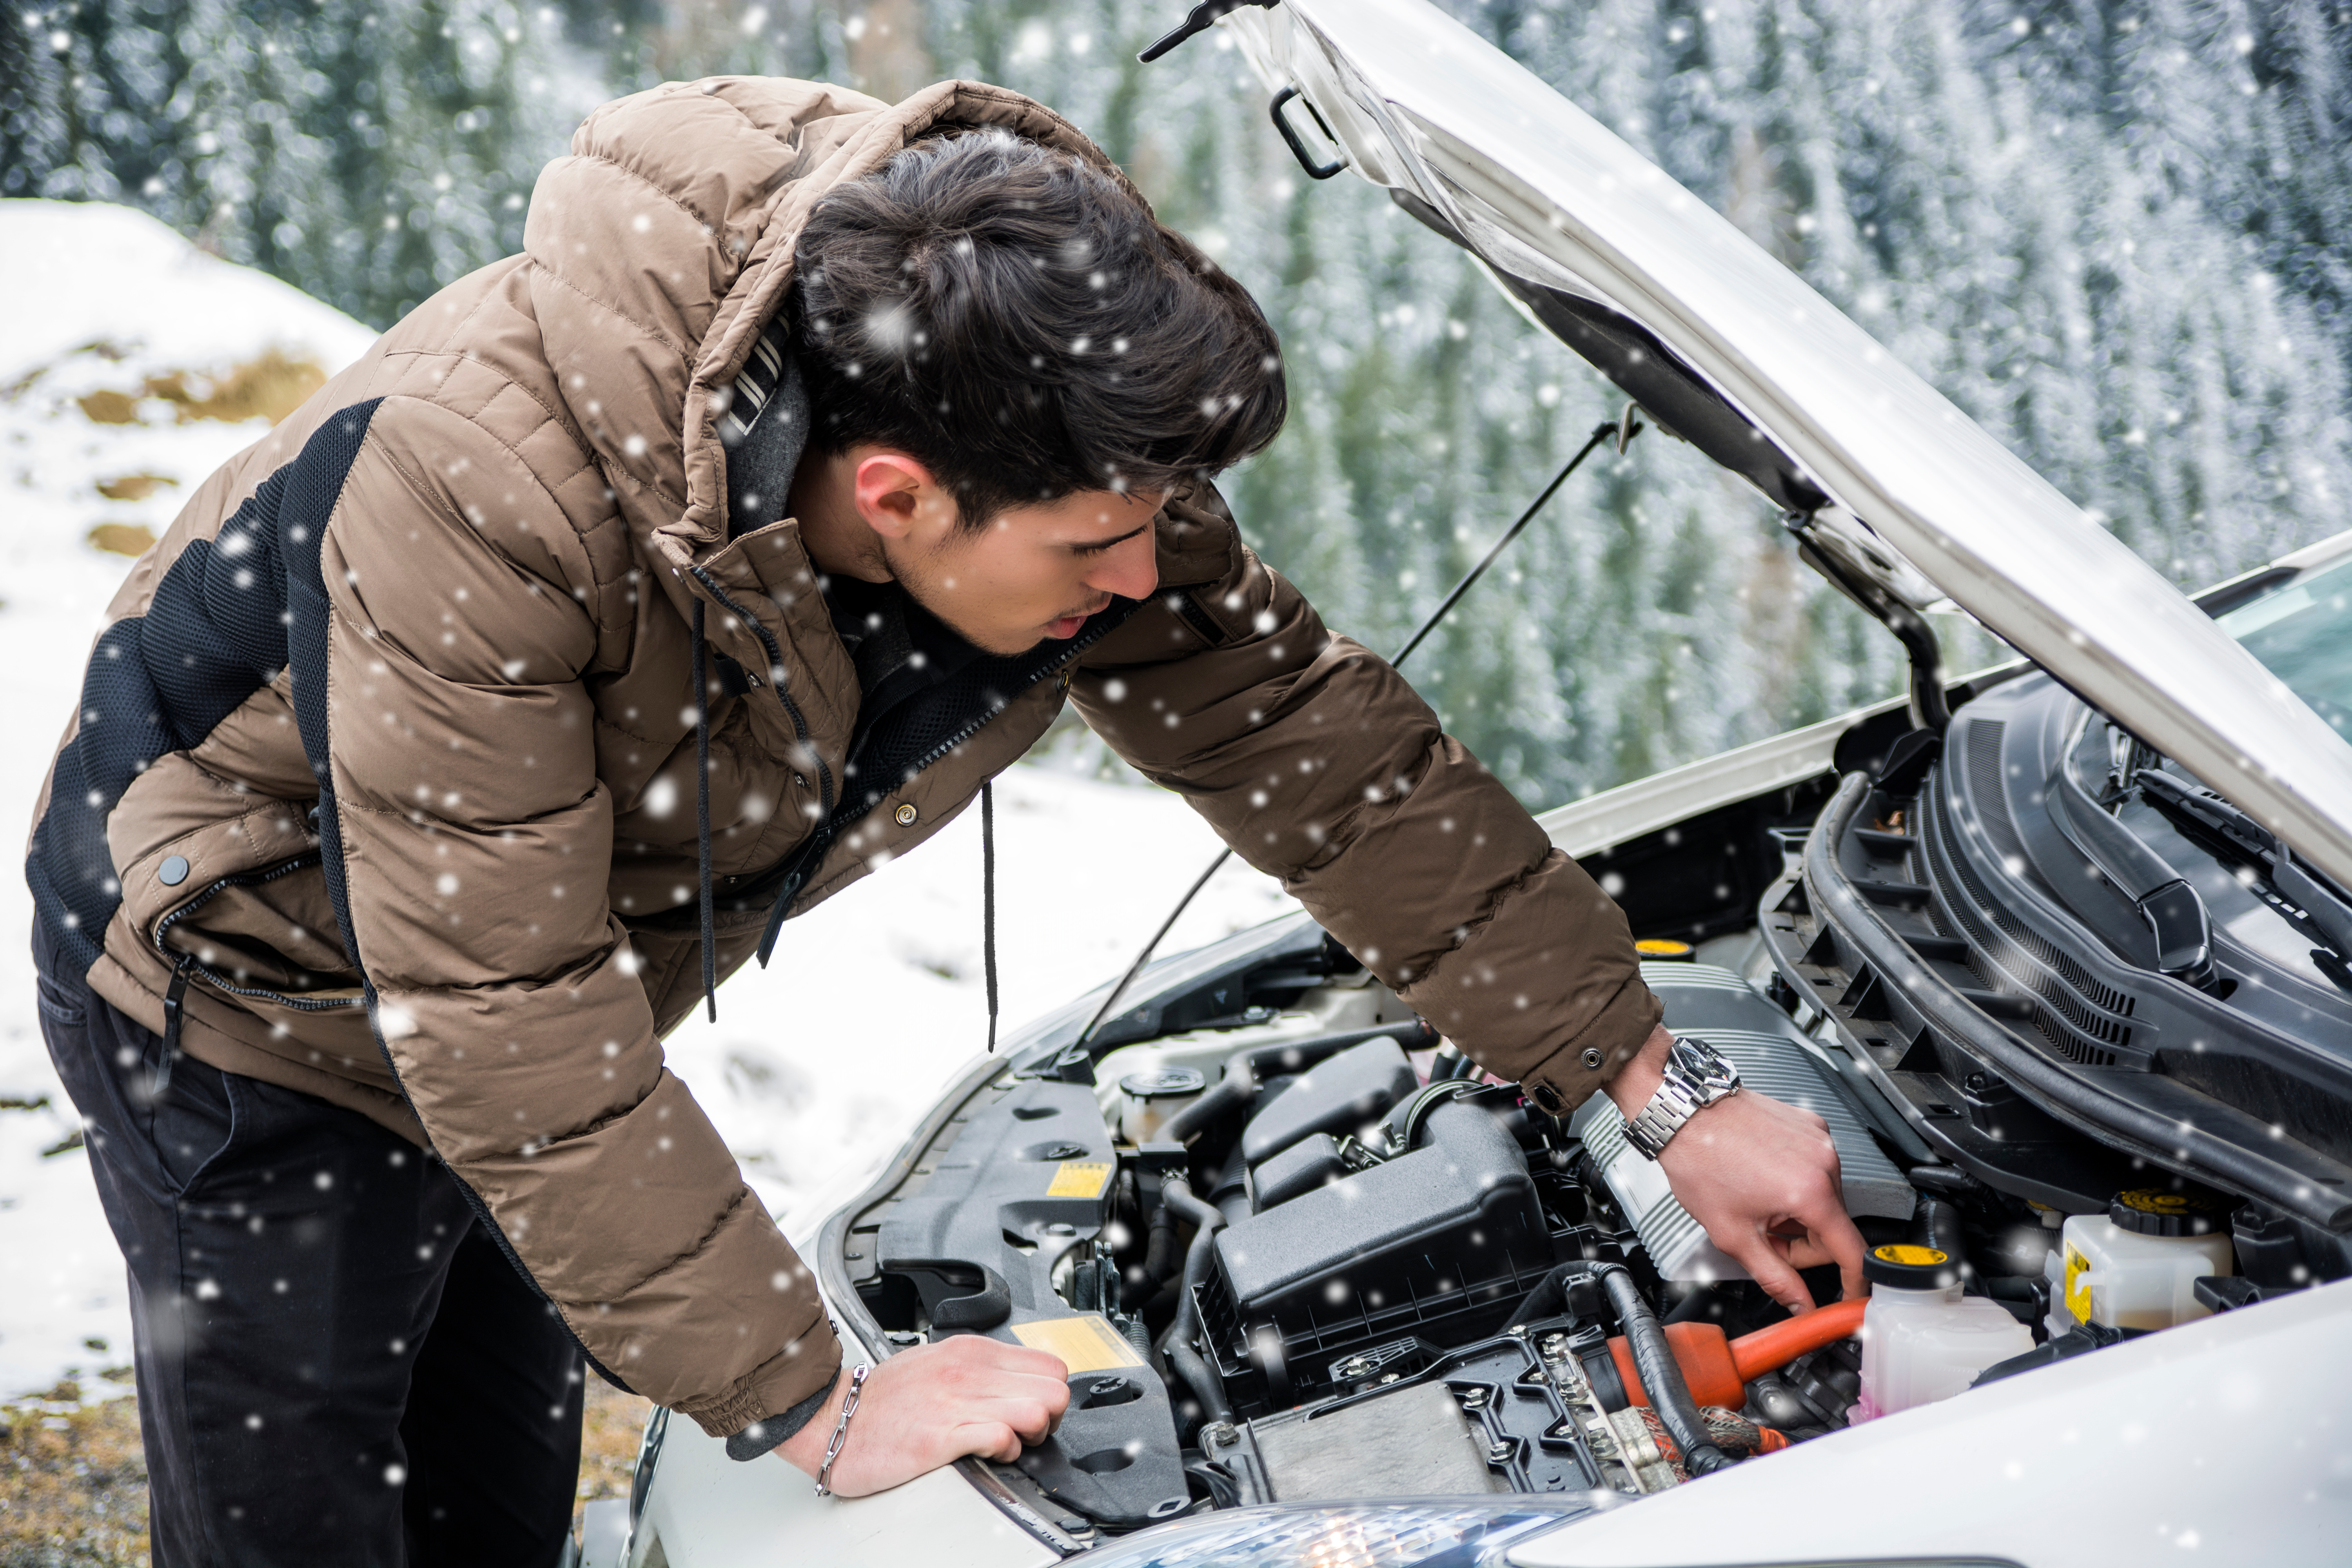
[750,600,1137,963]
[811,603,1133,847]
[151,850,365,1013]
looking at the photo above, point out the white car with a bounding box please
[590,2,2352,1564]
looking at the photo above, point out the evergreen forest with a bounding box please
[8,0,2350,808]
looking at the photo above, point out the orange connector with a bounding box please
[1606,1297,1869,1410]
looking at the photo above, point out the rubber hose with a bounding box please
[1599,1266,1735,1476]
[1156,1178,1234,1425]
[1160,1061,1256,1146]
[1142,1201,1176,1283]
[1236,1020,1436,1082]
[1504,1259,1581,1330]
[1917,1194,1971,1287]
[1125,1200,1176,1312]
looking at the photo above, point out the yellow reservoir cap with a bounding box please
[1866,1241,1960,1290]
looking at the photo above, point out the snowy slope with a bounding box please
[0,201,1297,1397]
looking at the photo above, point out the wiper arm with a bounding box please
[2134,769,2278,863]
[2136,769,2352,991]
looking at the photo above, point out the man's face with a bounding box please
[853,452,1163,655]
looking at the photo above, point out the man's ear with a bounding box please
[850,450,941,541]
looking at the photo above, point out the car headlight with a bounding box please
[1069,1499,1611,1567]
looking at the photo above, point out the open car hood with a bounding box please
[1216,0,2352,891]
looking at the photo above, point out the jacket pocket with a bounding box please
[112,761,364,1016]
[150,851,367,1014]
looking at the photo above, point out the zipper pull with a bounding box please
[154,953,194,1099]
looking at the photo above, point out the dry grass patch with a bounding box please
[577,1380,653,1538]
[0,1382,149,1568]
[93,475,174,503]
[0,1376,653,1566]
[72,350,325,430]
[84,524,157,559]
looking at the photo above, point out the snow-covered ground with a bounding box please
[0,200,1296,1398]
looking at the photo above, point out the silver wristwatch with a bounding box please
[1622,1035,1741,1159]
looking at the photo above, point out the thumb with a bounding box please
[1731,1232,1818,1315]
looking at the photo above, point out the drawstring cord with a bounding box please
[981,780,998,1052]
[692,600,717,1024]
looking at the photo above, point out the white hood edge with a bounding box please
[1223,0,2352,893]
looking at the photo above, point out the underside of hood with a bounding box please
[1214,0,2352,891]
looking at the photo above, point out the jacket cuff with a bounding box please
[675,1313,844,1440]
[1515,969,1664,1118]
[724,1368,842,1461]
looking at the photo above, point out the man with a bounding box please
[27,76,1864,1564]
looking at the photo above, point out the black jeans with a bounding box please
[34,923,583,1568]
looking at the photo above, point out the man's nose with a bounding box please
[1087,527,1158,603]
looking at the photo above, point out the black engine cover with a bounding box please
[1201,1096,1558,1409]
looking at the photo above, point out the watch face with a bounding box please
[1669,1036,1740,1094]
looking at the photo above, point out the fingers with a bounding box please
[929,1334,1068,1382]
[956,1419,1030,1465]
[1730,1230,1818,1314]
[1813,1201,1870,1301]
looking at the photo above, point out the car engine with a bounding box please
[838,943,1981,1539]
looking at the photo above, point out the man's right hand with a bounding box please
[773,1335,1071,1498]
[1604,1023,1868,1312]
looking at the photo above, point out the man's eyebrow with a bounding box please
[1069,522,1151,554]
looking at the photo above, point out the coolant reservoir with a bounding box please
[2056,1189,2235,1332]
[1853,1243,2033,1422]
[1115,1066,1207,1145]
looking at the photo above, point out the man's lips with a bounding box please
[1044,599,1112,638]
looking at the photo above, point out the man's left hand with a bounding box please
[1604,1024,1868,1313]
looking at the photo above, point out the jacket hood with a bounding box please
[520,76,1151,618]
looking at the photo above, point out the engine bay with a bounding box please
[830,943,2123,1543]
[825,666,2352,1549]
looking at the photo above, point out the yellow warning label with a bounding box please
[1011,1316,1144,1374]
[1045,1160,1112,1200]
[2065,1242,2093,1323]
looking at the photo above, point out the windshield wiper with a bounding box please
[2135,769,2352,993]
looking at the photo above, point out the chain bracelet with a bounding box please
[813,1363,872,1499]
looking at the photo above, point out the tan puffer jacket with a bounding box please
[27,76,1661,1437]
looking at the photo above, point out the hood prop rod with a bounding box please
[1072,413,1640,1053]
[1785,512,1950,737]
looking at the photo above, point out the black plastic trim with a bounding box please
[1803,772,2352,1227]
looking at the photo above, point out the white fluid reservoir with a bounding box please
[1854,1243,2034,1422]
[2058,1187,2235,1332]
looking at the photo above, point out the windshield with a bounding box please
[2217,557,2352,743]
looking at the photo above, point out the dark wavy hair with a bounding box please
[787,129,1287,528]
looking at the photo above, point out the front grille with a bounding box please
[1922,774,2134,1066]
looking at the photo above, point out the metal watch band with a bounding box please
[813,1362,872,1498]
[1622,1035,1740,1160]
